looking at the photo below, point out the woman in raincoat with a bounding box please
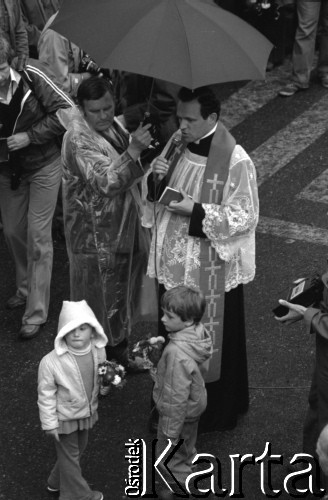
[60,76,153,365]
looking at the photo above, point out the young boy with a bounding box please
[152,286,213,499]
[37,300,108,500]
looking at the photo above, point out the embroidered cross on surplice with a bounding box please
[206,173,224,204]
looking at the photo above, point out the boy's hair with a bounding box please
[161,286,206,324]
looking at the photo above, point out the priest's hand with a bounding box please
[167,188,194,216]
[274,299,306,325]
[152,157,169,181]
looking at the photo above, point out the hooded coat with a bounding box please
[153,324,212,439]
[37,300,108,431]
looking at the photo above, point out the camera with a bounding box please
[272,272,324,317]
[142,112,161,149]
[79,53,103,76]
[140,112,163,165]
[79,54,113,90]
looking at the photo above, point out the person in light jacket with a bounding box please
[152,286,212,499]
[38,300,108,500]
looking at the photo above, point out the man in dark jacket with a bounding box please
[0,32,73,339]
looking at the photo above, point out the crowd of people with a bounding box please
[1,0,328,499]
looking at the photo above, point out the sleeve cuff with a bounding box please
[124,151,145,176]
[189,203,207,238]
[147,173,167,201]
[304,307,320,334]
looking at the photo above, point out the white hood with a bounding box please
[55,300,108,356]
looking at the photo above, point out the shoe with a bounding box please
[6,294,26,309]
[321,76,328,89]
[278,83,308,97]
[46,484,60,496]
[91,492,103,500]
[19,324,42,340]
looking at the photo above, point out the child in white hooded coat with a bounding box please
[37,300,108,500]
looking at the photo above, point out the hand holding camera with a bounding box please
[142,112,161,148]
[139,112,164,165]
[274,299,307,325]
[273,273,324,318]
[127,122,152,161]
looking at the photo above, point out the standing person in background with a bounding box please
[38,9,99,240]
[276,270,328,495]
[0,33,73,340]
[279,0,328,96]
[60,77,153,369]
[143,86,259,433]
[20,0,60,58]
[0,0,28,70]
[38,11,95,99]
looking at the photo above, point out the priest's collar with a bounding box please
[194,123,218,144]
[187,123,218,156]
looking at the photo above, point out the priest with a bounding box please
[143,86,259,432]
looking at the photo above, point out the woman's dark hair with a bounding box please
[178,86,221,120]
[77,76,114,108]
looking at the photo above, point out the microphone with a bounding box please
[153,136,181,190]
[164,136,180,163]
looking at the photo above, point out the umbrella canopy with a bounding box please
[51,0,273,89]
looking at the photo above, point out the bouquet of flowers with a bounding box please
[246,0,271,9]
[98,360,126,390]
[131,336,166,369]
[244,0,293,19]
